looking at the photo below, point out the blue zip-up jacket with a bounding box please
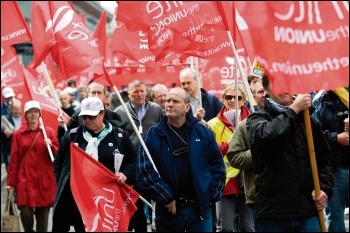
[136,113,226,219]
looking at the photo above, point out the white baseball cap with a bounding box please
[2,87,15,98]
[79,97,104,116]
[24,100,41,113]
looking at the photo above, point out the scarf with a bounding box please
[83,122,112,160]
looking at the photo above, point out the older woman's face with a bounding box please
[223,89,245,110]
[25,108,40,123]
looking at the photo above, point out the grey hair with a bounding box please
[128,80,145,91]
[179,67,198,81]
[151,84,168,98]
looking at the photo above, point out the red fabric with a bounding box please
[234,1,349,94]
[1,45,25,100]
[30,1,104,79]
[1,1,32,46]
[22,67,60,131]
[7,124,58,207]
[92,11,114,67]
[116,1,236,61]
[70,143,139,232]
[110,22,179,67]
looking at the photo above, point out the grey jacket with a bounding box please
[114,101,164,149]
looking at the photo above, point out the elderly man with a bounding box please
[150,84,168,110]
[52,97,137,232]
[137,87,226,232]
[1,99,22,171]
[1,87,16,116]
[179,67,223,124]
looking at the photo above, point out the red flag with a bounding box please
[234,1,349,94]
[70,143,139,232]
[30,1,104,79]
[1,1,32,46]
[1,45,25,100]
[92,11,115,67]
[116,1,235,61]
[22,67,60,131]
[110,22,179,67]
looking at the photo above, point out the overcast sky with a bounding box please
[99,1,117,14]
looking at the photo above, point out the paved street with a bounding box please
[1,163,348,232]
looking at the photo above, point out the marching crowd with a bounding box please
[1,68,349,232]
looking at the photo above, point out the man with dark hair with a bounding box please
[246,75,333,232]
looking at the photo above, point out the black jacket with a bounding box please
[53,120,136,215]
[57,108,124,143]
[312,91,349,169]
[246,98,333,219]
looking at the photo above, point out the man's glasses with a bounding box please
[224,95,243,101]
[173,146,190,156]
[81,115,98,120]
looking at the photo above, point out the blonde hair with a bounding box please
[222,84,247,102]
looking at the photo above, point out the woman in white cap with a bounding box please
[6,100,59,232]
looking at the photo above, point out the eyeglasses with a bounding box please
[173,146,190,156]
[81,115,98,120]
[224,95,243,101]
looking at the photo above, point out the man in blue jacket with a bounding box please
[136,87,226,232]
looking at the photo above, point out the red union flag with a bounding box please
[1,46,25,99]
[70,143,139,232]
[116,1,235,61]
[22,67,60,131]
[92,11,114,67]
[1,1,32,46]
[30,1,104,79]
[110,22,179,67]
[234,1,349,94]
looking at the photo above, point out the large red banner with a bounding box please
[234,1,349,94]
[70,143,139,232]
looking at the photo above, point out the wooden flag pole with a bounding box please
[303,109,327,232]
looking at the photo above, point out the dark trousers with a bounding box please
[18,206,50,232]
[128,198,147,232]
[52,184,85,232]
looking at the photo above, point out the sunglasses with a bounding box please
[81,115,98,120]
[224,95,243,101]
[173,146,190,156]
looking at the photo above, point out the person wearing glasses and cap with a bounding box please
[206,84,254,232]
[52,96,137,232]
[136,87,226,232]
[6,100,59,232]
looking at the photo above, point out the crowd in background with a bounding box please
[1,67,349,232]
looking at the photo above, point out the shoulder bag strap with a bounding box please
[20,131,40,167]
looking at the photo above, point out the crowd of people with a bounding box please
[1,67,348,232]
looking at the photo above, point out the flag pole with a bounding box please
[215,2,255,113]
[303,109,327,232]
[39,117,54,162]
[111,85,159,175]
[40,61,68,131]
